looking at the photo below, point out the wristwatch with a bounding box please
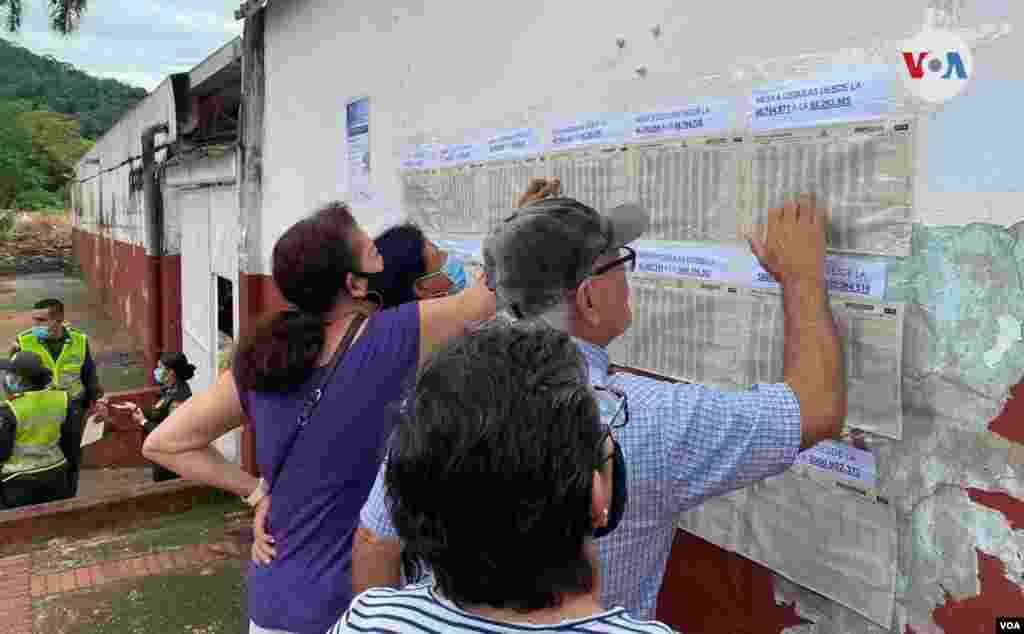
[243,477,268,508]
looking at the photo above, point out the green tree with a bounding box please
[15,108,92,190]
[0,100,47,208]
[0,0,89,36]
[0,37,146,138]
[0,100,89,209]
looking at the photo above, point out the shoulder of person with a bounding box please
[610,610,681,634]
[358,303,419,346]
[370,302,417,326]
[608,369,689,400]
[328,586,406,632]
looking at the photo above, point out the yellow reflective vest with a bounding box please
[1,388,68,479]
[17,325,88,400]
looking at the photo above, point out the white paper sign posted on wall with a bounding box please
[752,255,887,299]
[795,439,877,491]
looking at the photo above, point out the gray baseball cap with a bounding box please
[483,196,649,318]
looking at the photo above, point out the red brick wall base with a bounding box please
[71,229,182,377]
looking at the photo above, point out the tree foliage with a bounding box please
[0,0,89,36]
[0,35,145,210]
[0,99,89,209]
[16,109,92,188]
[0,100,47,208]
[0,36,146,139]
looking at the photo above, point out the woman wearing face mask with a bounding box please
[368,223,468,308]
[328,322,663,634]
[141,201,498,634]
[125,352,197,482]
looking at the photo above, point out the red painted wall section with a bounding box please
[71,228,182,377]
[159,254,183,355]
[655,531,806,633]
[238,271,288,339]
[932,551,1024,633]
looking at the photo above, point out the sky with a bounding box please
[3,0,243,91]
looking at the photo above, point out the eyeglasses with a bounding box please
[592,246,637,277]
[593,384,629,464]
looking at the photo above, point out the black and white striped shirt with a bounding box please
[327,583,680,634]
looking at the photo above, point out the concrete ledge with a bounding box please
[0,479,236,549]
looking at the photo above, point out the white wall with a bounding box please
[257,0,1020,275]
[74,78,178,251]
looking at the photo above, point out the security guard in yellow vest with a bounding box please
[0,351,73,509]
[10,298,103,497]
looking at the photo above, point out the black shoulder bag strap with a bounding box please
[267,313,367,493]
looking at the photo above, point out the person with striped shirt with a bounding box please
[329,321,677,634]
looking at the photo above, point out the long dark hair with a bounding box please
[232,202,360,393]
[368,223,428,308]
[160,352,196,382]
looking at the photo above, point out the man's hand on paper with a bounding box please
[750,194,845,449]
[516,177,561,208]
[747,193,827,288]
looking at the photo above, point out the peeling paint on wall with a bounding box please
[771,221,1024,632]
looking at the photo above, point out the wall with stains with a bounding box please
[71,76,185,374]
[256,0,1023,631]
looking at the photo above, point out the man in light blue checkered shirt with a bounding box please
[353,180,846,622]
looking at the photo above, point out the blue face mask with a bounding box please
[32,326,50,339]
[153,367,165,384]
[440,255,468,294]
[4,374,20,394]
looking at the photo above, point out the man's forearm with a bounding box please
[352,526,402,595]
[781,278,846,449]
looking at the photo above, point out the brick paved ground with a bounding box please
[0,495,251,634]
[0,554,32,634]
[27,541,241,600]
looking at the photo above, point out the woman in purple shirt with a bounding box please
[142,201,496,634]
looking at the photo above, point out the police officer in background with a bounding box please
[0,351,73,509]
[10,298,103,497]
